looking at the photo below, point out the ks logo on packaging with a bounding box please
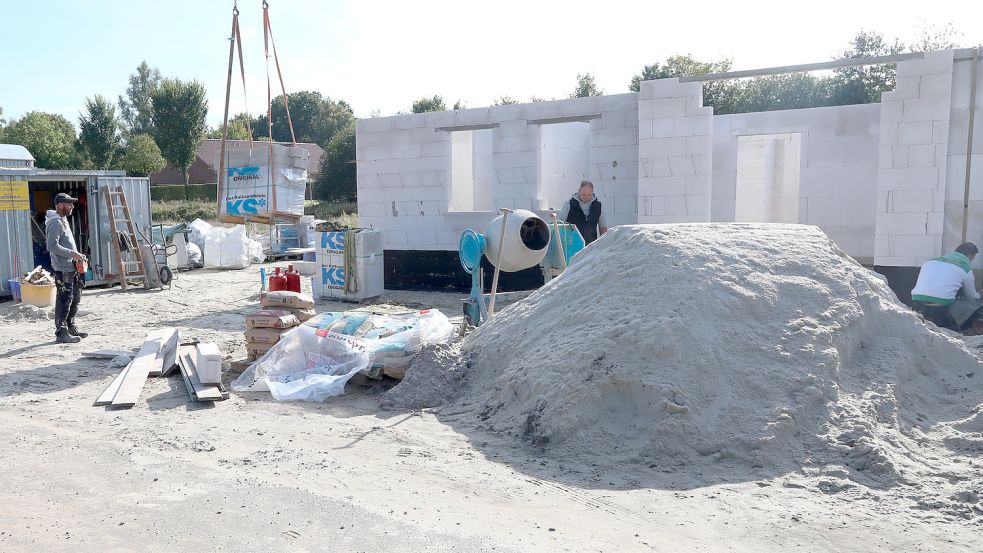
[320,232,346,252]
[225,166,268,215]
[321,266,346,288]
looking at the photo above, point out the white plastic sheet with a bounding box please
[188,218,212,250]
[232,309,455,402]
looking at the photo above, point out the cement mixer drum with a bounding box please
[484,209,551,272]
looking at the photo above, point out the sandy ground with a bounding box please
[0,264,980,552]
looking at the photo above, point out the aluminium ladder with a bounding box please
[104,186,147,291]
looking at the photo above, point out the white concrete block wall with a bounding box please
[942,53,983,268]
[356,94,638,250]
[712,104,880,261]
[875,50,955,266]
[637,78,713,223]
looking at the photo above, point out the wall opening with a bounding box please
[449,128,494,212]
[539,122,591,210]
[734,133,802,223]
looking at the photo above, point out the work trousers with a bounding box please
[54,270,83,337]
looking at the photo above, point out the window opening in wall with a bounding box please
[539,122,591,210]
[734,133,802,224]
[449,128,494,212]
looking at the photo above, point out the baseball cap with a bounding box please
[54,193,78,205]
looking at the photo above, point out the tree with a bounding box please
[629,55,733,92]
[493,96,519,105]
[120,133,166,176]
[317,121,356,201]
[151,78,208,200]
[828,30,905,105]
[78,95,121,169]
[118,61,161,138]
[253,91,354,146]
[452,100,466,110]
[412,95,446,113]
[4,111,79,169]
[0,107,6,143]
[570,73,602,98]
[206,116,252,140]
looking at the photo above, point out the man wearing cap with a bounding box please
[45,193,88,343]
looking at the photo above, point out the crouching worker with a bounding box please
[911,242,983,332]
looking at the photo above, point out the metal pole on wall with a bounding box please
[961,45,980,243]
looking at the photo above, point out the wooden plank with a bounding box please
[157,329,181,377]
[110,332,165,407]
[94,363,132,406]
[178,347,224,402]
[83,349,138,359]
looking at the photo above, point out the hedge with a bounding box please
[150,183,217,202]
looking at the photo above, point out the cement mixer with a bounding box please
[459,208,586,327]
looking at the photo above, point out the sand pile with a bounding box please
[464,224,983,501]
[381,343,473,411]
[2,303,55,322]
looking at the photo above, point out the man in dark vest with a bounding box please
[558,180,607,244]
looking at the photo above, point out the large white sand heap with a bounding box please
[464,224,983,490]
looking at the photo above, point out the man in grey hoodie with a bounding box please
[45,193,88,343]
[558,180,607,245]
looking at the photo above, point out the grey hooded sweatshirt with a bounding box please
[45,209,80,272]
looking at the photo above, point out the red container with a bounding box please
[286,264,301,293]
[269,267,287,292]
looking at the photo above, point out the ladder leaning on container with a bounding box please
[104,186,147,291]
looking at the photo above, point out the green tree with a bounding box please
[828,30,905,105]
[151,78,208,200]
[253,91,354,146]
[628,55,732,92]
[412,95,446,113]
[0,107,6,143]
[570,73,602,98]
[78,95,121,169]
[120,133,166,176]
[317,121,356,201]
[4,111,79,169]
[452,100,466,110]
[206,116,252,140]
[118,61,161,138]
[493,96,519,105]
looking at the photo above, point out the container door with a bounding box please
[92,177,152,281]
[0,176,33,295]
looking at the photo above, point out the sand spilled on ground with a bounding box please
[458,224,983,518]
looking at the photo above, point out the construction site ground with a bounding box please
[0,265,978,552]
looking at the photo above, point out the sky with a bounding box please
[2,0,981,130]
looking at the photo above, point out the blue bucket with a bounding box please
[8,279,21,302]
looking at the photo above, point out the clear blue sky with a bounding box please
[4,0,981,130]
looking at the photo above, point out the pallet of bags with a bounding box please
[245,309,300,360]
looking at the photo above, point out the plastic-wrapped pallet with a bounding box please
[313,229,383,302]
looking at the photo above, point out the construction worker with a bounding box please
[45,193,88,343]
[910,242,982,332]
[559,180,607,245]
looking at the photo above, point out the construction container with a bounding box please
[216,144,309,221]
[0,170,151,297]
[20,282,55,307]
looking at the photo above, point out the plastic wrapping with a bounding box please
[231,309,454,402]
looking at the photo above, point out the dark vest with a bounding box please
[567,198,602,244]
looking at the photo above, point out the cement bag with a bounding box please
[204,225,251,269]
[231,329,372,402]
[305,309,454,372]
[188,218,212,250]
